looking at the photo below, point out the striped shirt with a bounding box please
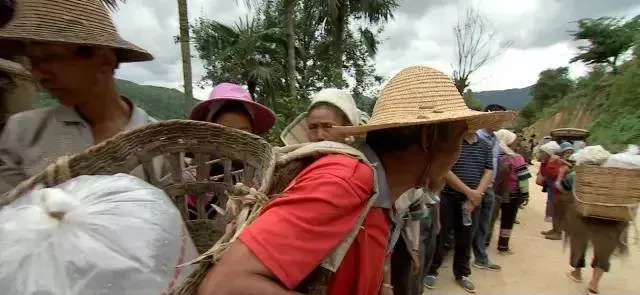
[442,134,493,198]
[477,129,499,182]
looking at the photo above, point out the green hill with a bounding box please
[523,49,640,147]
[474,86,532,110]
[34,79,189,120]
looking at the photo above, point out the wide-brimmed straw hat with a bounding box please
[334,66,516,135]
[280,88,362,145]
[190,83,276,134]
[0,0,153,63]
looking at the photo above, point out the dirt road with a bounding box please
[426,169,639,295]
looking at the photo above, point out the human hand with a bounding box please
[465,189,483,206]
[555,181,566,193]
[463,200,476,212]
[520,198,529,209]
[379,283,394,295]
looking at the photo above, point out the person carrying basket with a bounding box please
[197,66,515,295]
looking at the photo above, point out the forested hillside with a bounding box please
[519,15,640,147]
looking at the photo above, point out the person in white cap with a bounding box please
[0,0,157,193]
[536,141,572,240]
[280,88,364,145]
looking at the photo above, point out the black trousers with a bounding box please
[496,198,524,251]
[428,194,473,279]
[391,237,413,295]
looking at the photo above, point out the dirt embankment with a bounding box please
[523,105,591,140]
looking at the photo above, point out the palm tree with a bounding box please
[100,0,194,115]
[284,0,296,98]
[191,16,287,110]
[100,0,125,11]
[323,0,398,86]
[176,0,194,115]
[237,0,297,98]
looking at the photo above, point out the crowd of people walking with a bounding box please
[0,1,632,295]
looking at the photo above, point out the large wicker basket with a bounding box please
[0,120,276,254]
[574,164,640,221]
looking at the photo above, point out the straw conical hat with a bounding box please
[0,0,153,63]
[334,66,517,134]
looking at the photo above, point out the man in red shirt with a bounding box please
[197,66,515,295]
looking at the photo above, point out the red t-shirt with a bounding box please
[239,154,390,295]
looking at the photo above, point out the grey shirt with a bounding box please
[0,103,157,193]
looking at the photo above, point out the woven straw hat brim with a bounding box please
[333,65,517,136]
[333,109,516,135]
[0,0,153,63]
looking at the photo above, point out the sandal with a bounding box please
[586,288,598,295]
[566,271,582,283]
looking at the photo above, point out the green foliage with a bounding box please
[33,79,188,120]
[570,15,640,73]
[191,0,390,144]
[191,15,286,109]
[462,89,483,110]
[522,53,640,145]
[530,67,574,105]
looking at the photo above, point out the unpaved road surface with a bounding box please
[426,165,639,295]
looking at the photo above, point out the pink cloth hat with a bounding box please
[190,83,276,134]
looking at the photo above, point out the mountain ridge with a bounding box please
[34,79,533,119]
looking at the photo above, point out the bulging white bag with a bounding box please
[0,174,198,295]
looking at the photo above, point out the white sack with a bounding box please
[570,145,611,165]
[604,145,640,169]
[0,174,198,295]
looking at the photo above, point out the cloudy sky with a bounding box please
[111,0,640,100]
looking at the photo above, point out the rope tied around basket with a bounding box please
[45,155,72,185]
[181,182,271,266]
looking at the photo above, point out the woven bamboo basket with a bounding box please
[574,164,640,221]
[0,120,276,254]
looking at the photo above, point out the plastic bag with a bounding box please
[0,174,198,295]
[570,145,611,165]
[604,145,640,169]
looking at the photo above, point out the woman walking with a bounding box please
[560,168,629,295]
[536,141,571,240]
[492,129,531,254]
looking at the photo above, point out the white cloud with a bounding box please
[107,0,640,100]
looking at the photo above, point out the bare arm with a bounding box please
[380,255,392,294]
[557,164,570,181]
[198,241,302,295]
[476,169,493,193]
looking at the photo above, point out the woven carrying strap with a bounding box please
[279,142,379,294]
